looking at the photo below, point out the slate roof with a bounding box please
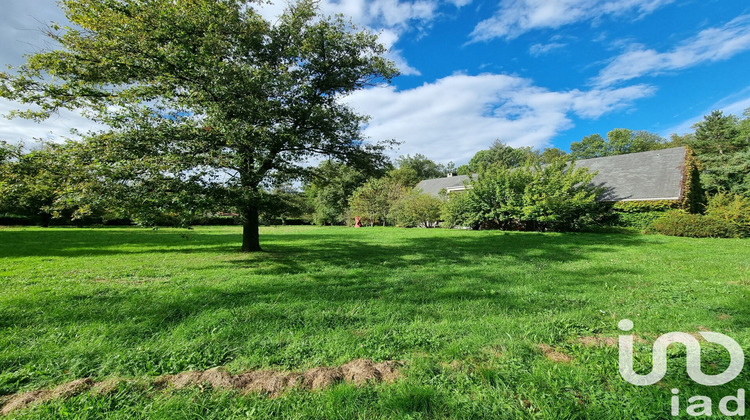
[415,147,688,202]
[415,174,472,196]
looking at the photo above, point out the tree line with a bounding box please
[3,107,748,233]
[0,0,747,243]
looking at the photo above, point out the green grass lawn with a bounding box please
[0,226,748,418]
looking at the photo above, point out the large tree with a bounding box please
[0,0,397,251]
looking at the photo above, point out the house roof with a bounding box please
[415,174,471,196]
[415,146,688,202]
[577,146,686,201]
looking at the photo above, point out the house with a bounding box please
[415,146,691,203]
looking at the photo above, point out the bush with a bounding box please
[349,178,407,227]
[646,211,740,238]
[390,191,443,228]
[704,192,750,236]
[440,192,476,229]
[615,211,666,230]
[451,159,605,231]
[612,200,679,213]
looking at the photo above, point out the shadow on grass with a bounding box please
[3,226,750,395]
[0,228,655,330]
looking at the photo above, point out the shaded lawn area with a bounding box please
[0,226,748,418]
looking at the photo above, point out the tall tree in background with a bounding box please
[0,142,77,226]
[689,110,743,155]
[687,109,750,197]
[570,134,608,159]
[305,160,374,226]
[349,177,406,227]
[457,140,537,174]
[570,130,671,159]
[0,0,397,251]
[395,154,455,181]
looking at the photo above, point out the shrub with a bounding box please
[704,192,750,236]
[616,211,666,230]
[440,191,476,229]
[390,191,443,228]
[612,200,679,213]
[349,178,407,227]
[646,211,740,238]
[454,159,605,231]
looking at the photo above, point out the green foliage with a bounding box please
[699,149,750,197]
[615,211,666,231]
[260,188,312,225]
[386,166,421,188]
[570,134,608,159]
[389,191,443,228]
[348,177,407,226]
[0,141,84,226]
[611,200,679,213]
[570,129,673,159]
[705,192,750,236]
[679,109,750,199]
[395,154,455,182]
[451,160,605,231]
[538,147,567,163]
[647,211,740,238]
[440,191,475,229]
[457,140,538,174]
[681,148,706,214]
[305,160,371,226]
[0,0,398,251]
[689,110,745,155]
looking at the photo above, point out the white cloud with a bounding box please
[470,0,673,42]
[256,0,440,75]
[0,99,103,145]
[344,73,654,163]
[529,42,566,56]
[593,15,750,87]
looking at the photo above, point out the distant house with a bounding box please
[415,147,691,203]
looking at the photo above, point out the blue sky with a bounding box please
[2,0,750,165]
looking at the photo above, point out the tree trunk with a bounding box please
[241,203,261,252]
[40,213,52,228]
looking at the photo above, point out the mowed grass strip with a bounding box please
[0,226,748,418]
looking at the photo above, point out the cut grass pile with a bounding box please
[0,226,748,418]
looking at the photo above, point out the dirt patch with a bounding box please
[718,314,732,321]
[1,360,403,415]
[91,379,121,397]
[538,344,572,363]
[577,336,618,347]
[0,378,94,416]
[577,334,648,347]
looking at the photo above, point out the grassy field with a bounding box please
[0,225,748,418]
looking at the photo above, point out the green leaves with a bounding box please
[452,160,605,231]
[1,0,398,247]
[570,129,672,160]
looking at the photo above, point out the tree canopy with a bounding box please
[395,154,455,181]
[569,129,672,159]
[0,0,398,251]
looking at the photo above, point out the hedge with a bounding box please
[646,211,740,238]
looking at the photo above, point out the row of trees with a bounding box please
[5,105,746,232]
